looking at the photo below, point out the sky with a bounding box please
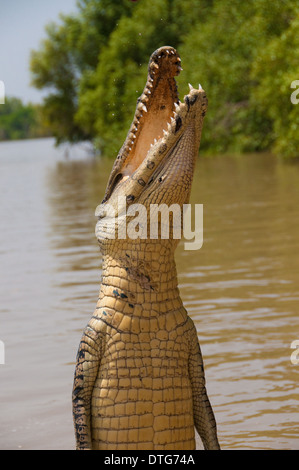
[0,0,78,103]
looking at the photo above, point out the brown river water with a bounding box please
[0,138,298,450]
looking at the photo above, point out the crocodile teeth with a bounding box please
[167,122,172,131]
[142,104,147,113]
[188,83,194,91]
[170,117,175,123]
[153,63,159,69]
[198,83,202,89]
[174,103,180,113]
[163,129,167,136]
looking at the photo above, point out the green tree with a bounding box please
[0,97,34,140]
[0,97,50,141]
[30,0,136,145]
[30,0,299,158]
[30,20,88,144]
[179,0,299,155]
[75,0,211,156]
[251,14,299,158]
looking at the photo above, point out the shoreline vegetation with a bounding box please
[0,97,52,142]
[2,1,299,159]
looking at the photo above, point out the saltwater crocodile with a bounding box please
[72,46,220,450]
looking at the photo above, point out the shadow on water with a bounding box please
[0,139,298,449]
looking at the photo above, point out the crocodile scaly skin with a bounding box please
[72,47,220,450]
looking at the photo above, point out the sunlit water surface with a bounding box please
[0,138,298,449]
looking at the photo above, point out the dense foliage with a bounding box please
[0,97,51,141]
[30,0,299,158]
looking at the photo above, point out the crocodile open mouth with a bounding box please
[119,47,181,180]
[101,46,207,206]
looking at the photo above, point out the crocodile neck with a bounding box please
[96,240,183,318]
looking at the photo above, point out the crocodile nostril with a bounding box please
[147,161,155,170]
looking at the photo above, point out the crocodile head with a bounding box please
[95,46,207,248]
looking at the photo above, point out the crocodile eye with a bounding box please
[126,195,135,203]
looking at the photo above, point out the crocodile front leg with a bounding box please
[188,321,220,450]
[72,318,104,450]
